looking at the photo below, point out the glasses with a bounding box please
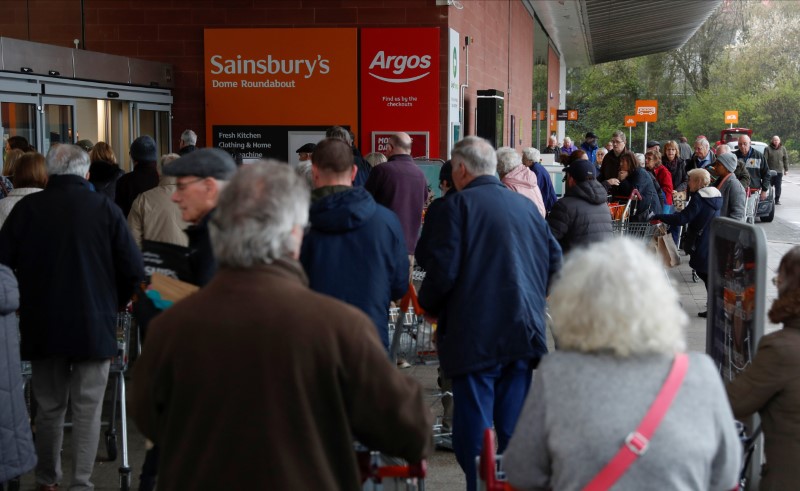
[175,177,205,191]
[611,139,623,144]
[772,275,780,286]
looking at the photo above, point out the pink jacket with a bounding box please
[501,165,547,217]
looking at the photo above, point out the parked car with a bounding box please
[726,141,775,222]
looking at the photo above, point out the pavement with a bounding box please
[13,171,800,491]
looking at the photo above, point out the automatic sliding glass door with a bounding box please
[1,94,39,161]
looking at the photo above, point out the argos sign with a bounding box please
[361,28,440,158]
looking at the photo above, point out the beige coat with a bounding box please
[127,176,189,248]
[726,292,800,490]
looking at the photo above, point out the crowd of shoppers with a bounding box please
[0,126,793,491]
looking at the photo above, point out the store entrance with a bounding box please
[1,73,172,171]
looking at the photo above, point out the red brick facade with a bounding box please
[1,0,551,157]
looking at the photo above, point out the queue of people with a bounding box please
[0,128,794,491]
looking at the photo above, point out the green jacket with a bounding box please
[764,143,789,173]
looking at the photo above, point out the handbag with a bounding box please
[582,354,689,491]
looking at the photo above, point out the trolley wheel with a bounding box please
[105,432,118,462]
[691,270,698,283]
[119,467,131,491]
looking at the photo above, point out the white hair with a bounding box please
[549,238,687,357]
[496,147,522,176]
[597,147,608,157]
[522,147,540,162]
[688,168,711,187]
[695,137,710,150]
[180,129,197,146]
[210,161,309,268]
[451,136,496,176]
[157,153,180,174]
[635,153,645,167]
[46,144,90,177]
[716,144,731,155]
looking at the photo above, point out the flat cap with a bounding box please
[647,140,660,148]
[164,148,237,180]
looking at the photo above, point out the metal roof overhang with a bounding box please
[523,0,722,66]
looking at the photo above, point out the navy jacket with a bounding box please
[300,186,408,349]
[0,174,144,360]
[529,163,557,212]
[614,166,663,221]
[417,176,562,378]
[184,211,216,287]
[653,187,722,275]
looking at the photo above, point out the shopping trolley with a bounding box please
[744,189,760,224]
[389,277,452,449]
[357,444,427,490]
[477,428,516,491]
[608,189,642,235]
[18,310,134,491]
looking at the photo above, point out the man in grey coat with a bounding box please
[712,152,746,221]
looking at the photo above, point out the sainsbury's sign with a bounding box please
[360,28,440,158]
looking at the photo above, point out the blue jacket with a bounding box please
[580,141,598,165]
[530,163,557,212]
[653,187,722,274]
[417,176,562,378]
[0,174,144,359]
[300,186,408,349]
[614,166,663,221]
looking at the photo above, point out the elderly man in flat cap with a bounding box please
[166,148,237,286]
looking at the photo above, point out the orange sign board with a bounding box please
[204,28,358,158]
[567,110,578,121]
[549,107,557,131]
[634,99,658,123]
[624,115,637,128]
[725,111,739,124]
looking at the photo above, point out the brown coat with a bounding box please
[726,292,800,490]
[132,260,432,490]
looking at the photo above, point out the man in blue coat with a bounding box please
[300,138,408,350]
[417,136,562,491]
[0,144,143,491]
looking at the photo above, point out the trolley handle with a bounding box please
[375,460,427,479]
[628,189,644,201]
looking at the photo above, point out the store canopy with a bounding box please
[524,0,722,66]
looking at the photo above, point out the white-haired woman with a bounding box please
[496,147,545,217]
[503,238,741,490]
[652,168,722,316]
[726,246,800,490]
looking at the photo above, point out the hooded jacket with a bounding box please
[300,186,408,349]
[0,264,36,483]
[547,179,613,254]
[501,165,546,217]
[653,187,722,274]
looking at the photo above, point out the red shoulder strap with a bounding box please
[583,353,689,491]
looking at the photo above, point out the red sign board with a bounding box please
[360,28,440,158]
[372,131,429,158]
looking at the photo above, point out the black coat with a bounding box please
[184,211,217,287]
[0,265,36,482]
[115,161,159,218]
[547,179,613,254]
[89,160,124,201]
[0,174,144,359]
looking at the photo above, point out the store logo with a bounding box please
[368,51,431,83]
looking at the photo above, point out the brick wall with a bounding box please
[0,0,546,157]
[448,0,534,151]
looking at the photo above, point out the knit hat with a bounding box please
[130,136,157,163]
[716,152,737,173]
